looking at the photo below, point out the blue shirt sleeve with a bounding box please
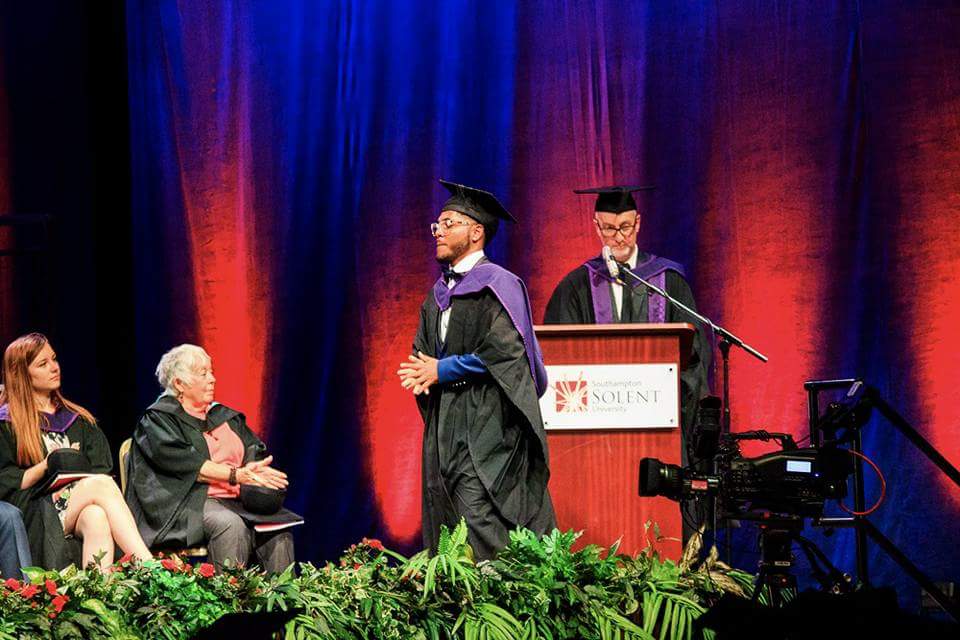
[437,354,487,383]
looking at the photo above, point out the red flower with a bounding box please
[363,538,384,551]
[20,584,39,599]
[51,594,70,613]
[117,553,133,565]
[45,579,58,596]
[228,576,238,585]
[197,563,215,578]
[353,562,362,570]
[4,577,21,591]
[161,558,179,572]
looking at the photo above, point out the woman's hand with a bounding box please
[28,443,83,492]
[238,455,288,490]
[19,451,55,490]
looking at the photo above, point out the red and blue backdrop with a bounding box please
[2,0,959,609]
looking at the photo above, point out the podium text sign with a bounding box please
[535,323,695,559]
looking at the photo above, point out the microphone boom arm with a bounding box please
[614,263,768,363]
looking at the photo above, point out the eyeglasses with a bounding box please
[431,218,475,236]
[595,219,638,238]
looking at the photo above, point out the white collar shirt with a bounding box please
[440,250,485,343]
[611,246,639,320]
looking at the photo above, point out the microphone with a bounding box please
[601,246,621,281]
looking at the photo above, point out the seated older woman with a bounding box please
[125,344,294,572]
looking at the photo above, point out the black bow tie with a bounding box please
[441,265,465,283]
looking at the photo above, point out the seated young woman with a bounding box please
[0,333,152,570]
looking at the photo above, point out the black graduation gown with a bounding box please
[543,255,712,442]
[124,396,266,549]
[0,417,113,569]
[544,255,713,538]
[415,282,556,560]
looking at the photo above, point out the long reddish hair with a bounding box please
[0,333,95,466]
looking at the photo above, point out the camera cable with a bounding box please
[837,449,886,516]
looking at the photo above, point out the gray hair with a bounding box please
[155,344,212,396]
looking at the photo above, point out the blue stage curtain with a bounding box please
[119,0,960,605]
[125,0,520,560]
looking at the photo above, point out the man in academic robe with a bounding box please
[543,186,712,536]
[398,180,556,560]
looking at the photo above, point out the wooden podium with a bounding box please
[535,323,695,559]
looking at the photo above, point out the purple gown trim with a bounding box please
[583,253,686,324]
[433,262,548,397]
[585,261,616,323]
[42,407,80,433]
[648,272,667,323]
[0,403,79,433]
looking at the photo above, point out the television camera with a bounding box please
[639,386,874,601]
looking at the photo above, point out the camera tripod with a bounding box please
[747,514,853,607]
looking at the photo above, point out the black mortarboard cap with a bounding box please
[36,448,93,493]
[439,179,516,241]
[574,185,655,214]
[240,484,285,515]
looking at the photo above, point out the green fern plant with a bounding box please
[403,521,479,604]
[0,520,760,639]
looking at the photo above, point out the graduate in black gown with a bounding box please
[397,180,556,560]
[543,186,712,536]
[125,344,294,573]
[0,333,152,571]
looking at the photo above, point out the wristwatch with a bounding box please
[229,467,238,486]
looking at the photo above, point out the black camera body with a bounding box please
[640,444,853,518]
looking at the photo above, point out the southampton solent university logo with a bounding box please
[553,374,588,413]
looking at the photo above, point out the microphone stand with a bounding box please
[613,262,768,562]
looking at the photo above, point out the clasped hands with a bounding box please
[397,351,439,395]
[238,455,288,490]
